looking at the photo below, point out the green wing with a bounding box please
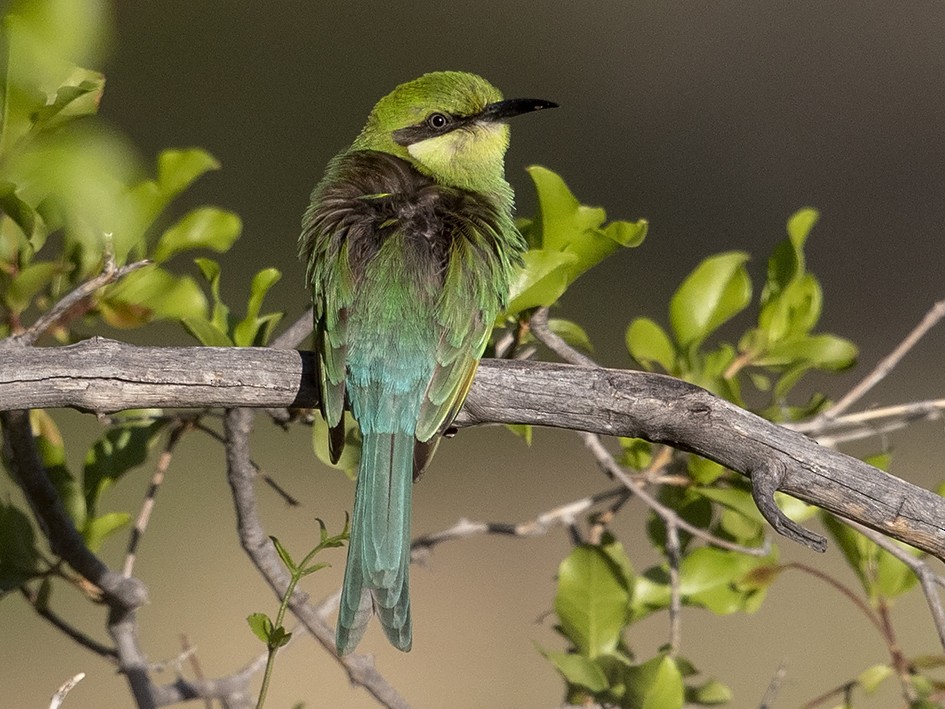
[414,220,506,446]
[301,170,358,463]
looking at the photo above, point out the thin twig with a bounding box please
[665,520,682,658]
[9,256,151,347]
[411,487,629,559]
[179,633,212,709]
[48,672,86,709]
[21,585,118,660]
[790,397,945,445]
[530,307,597,367]
[782,562,885,635]
[758,662,787,709]
[818,299,945,421]
[845,519,945,651]
[270,307,314,350]
[875,597,917,704]
[802,679,857,709]
[148,645,198,675]
[194,421,300,506]
[124,420,191,577]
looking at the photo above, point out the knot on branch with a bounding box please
[749,458,827,553]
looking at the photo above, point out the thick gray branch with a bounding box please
[1,338,944,562]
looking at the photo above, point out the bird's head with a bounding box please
[352,71,556,192]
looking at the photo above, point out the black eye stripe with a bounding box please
[392,112,469,146]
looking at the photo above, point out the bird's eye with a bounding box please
[426,113,449,130]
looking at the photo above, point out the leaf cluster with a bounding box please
[626,208,857,419]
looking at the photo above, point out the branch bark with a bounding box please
[1,337,944,562]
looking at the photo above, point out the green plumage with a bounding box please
[299,71,555,654]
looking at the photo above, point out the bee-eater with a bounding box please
[299,71,556,654]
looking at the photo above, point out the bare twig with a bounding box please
[1,408,285,705]
[665,520,682,658]
[411,487,629,559]
[818,299,945,421]
[20,585,118,660]
[790,397,945,445]
[529,307,597,367]
[584,435,770,556]
[124,420,191,577]
[49,672,86,709]
[845,519,945,651]
[270,307,314,350]
[9,255,151,347]
[179,634,212,709]
[758,662,787,709]
[193,420,300,506]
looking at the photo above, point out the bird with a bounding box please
[299,71,556,655]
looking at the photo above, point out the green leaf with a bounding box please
[270,536,297,572]
[604,218,648,249]
[546,318,594,352]
[691,486,764,525]
[82,511,131,552]
[6,260,67,313]
[757,274,823,343]
[755,333,857,370]
[0,182,44,245]
[247,612,273,643]
[619,437,653,470]
[194,257,230,333]
[624,655,685,709]
[679,547,766,614]
[505,423,533,445]
[670,252,752,349]
[157,148,221,200]
[629,567,671,621]
[181,315,234,347]
[312,411,361,479]
[626,317,675,372]
[152,207,242,263]
[686,678,733,705]
[31,410,84,528]
[233,267,282,346]
[858,663,893,693]
[528,165,607,253]
[686,457,725,485]
[106,265,208,323]
[269,625,292,648]
[504,248,577,314]
[83,414,167,519]
[29,68,105,132]
[298,562,329,577]
[554,545,629,657]
[786,207,819,250]
[544,651,609,692]
[0,500,42,591]
[508,167,645,314]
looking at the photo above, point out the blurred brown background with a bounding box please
[2,2,945,707]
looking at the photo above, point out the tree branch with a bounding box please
[2,338,945,563]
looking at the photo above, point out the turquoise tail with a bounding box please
[336,430,413,654]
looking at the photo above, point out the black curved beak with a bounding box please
[479,98,558,122]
